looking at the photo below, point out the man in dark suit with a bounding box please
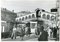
[38,26,48,41]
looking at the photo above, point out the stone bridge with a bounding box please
[16,9,56,23]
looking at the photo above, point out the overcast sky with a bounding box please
[1,0,56,12]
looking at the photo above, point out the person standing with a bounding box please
[25,27,28,36]
[38,26,48,41]
[19,25,25,40]
[35,28,38,35]
[25,26,31,37]
[53,27,57,38]
[11,25,17,39]
[47,27,52,38]
[28,27,31,37]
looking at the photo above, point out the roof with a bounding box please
[17,11,31,14]
[35,8,57,15]
[1,8,16,14]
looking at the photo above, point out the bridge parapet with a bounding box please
[15,13,36,22]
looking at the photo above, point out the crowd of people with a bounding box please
[10,23,58,41]
[11,24,31,40]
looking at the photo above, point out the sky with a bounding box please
[1,0,56,12]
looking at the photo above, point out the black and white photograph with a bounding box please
[1,0,60,41]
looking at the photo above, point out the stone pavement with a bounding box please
[1,34,56,41]
[26,37,55,41]
[2,34,36,41]
[26,38,38,41]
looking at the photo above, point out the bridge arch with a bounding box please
[42,14,46,19]
[25,16,28,20]
[22,17,24,21]
[19,18,21,21]
[32,14,35,18]
[47,15,50,20]
[51,15,55,21]
[29,15,31,19]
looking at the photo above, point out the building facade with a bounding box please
[1,8,17,32]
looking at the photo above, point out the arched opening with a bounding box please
[19,18,21,21]
[32,14,35,18]
[36,8,40,17]
[38,20,44,26]
[51,16,55,21]
[38,12,41,17]
[47,15,50,19]
[29,15,31,19]
[22,17,24,21]
[42,14,46,19]
[25,16,28,20]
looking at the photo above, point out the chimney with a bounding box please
[2,8,6,10]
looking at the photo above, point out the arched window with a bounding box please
[32,14,35,18]
[51,16,55,21]
[22,17,24,21]
[47,15,50,19]
[42,14,46,19]
[29,15,31,19]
